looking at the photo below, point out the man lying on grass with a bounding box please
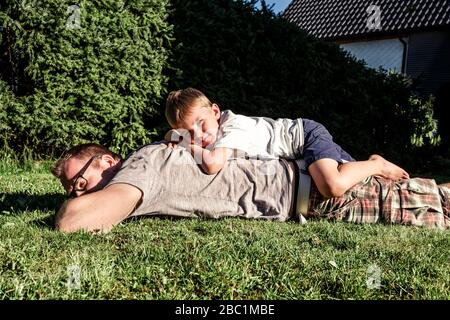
[51,143,450,233]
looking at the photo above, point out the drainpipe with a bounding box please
[399,37,408,74]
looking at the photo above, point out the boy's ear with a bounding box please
[211,103,221,119]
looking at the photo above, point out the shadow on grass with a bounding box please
[30,214,56,229]
[0,193,66,213]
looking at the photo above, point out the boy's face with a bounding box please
[178,102,221,148]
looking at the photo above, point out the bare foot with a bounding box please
[369,154,410,180]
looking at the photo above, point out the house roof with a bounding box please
[283,0,450,40]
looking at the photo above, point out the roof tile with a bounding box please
[283,0,450,39]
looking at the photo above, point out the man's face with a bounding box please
[178,102,221,148]
[62,155,112,198]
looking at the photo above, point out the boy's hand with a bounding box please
[164,129,181,143]
[164,129,191,149]
[164,129,184,149]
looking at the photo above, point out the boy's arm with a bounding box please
[188,144,234,174]
[55,183,142,233]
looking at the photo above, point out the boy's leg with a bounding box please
[302,119,408,198]
[309,157,409,198]
[308,157,379,197]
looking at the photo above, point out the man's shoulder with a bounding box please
[124,141,167,160]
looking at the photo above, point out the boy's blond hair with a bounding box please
[165,88,213,128]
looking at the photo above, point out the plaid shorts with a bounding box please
[307,176,450,229]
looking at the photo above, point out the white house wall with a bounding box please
[340,38,405,73]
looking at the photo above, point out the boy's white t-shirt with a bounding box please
[212,110,304,160]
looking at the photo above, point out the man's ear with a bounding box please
[211,103,221,120]
[100,154,118,167]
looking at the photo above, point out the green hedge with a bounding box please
[0,80,13,148]
[0,0,172,157]
[168,0,439,167]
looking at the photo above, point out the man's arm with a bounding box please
[55,183,142,233]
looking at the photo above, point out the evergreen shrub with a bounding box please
[0,0,172,157]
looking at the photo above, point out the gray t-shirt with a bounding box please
[107,143,294,221]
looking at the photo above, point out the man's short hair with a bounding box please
[165,87,213,128]
[51,143,121,180]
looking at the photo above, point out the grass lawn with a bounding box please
[0,161,449,300]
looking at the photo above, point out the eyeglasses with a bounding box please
[68,155,101,198]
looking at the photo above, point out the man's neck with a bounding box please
[100,160,123,189]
